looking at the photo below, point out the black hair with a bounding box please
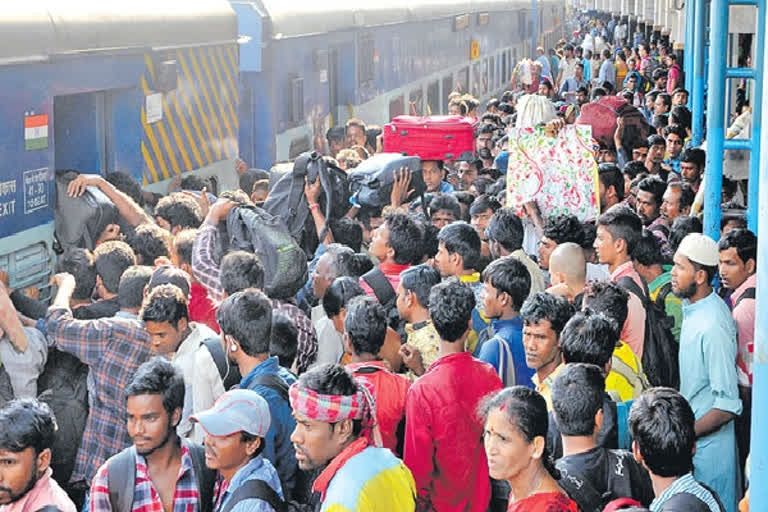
[125,357,185,417]
[623,161,646,181]
[326,125,346,144]
[577,86,589,96]
[679,147,705,169]
[384,212,424,265]
[428,279,475,342]
[141,284,189,327]
[666,182,695,212]
[180,174,211,192]
[520,292,574,337]
[172,229,197,266]
[479,387,559,478]
[298,364,363,436]
[270,312,298,369]
[633,230,666,266]
[485,208,524,252]
[560,310,618,367]
[57,248,96,301]
[652,68,668,81]
[669,216,703,253]
[453,192,476,222]
[620,90,634,103]
[239,169,270,195]
[129,223,171,265]
[93,240,137,294]
[581,221,597,250]
[582,280,629,328]
[598,163,625,202]
[220,251,265,296]
[551,363,606,436]
[475,122,496,136]
[438,222,482,271]
[591,87,607,101]
[469,195,502,217]
[106,171,145,206]
[471,177,496,196]
[656,93,672,110]
[669,106,692,130]
[718,228,757,265]
[147,266,191,297]
[597,205,643,254]
[365,125,382,150]
[344,296,387,356]
[329,218,363,253]
[428,195,462,222]
[400,264,441,308]
[543,214,585,245]
[322,276,364,318]
[0,399,57,455]
[662,123,685,140]
[637,176,667,207]
[647,136,666,154]
[118,265,153,310]
[629,387,696,477]
[481,256,530,312]
[216,288,273,356]
[652,114,668,131]
[155,193,203,231]
[322,243,368,281]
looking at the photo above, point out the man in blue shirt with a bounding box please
[192,389,284,512]
[216,288,298,500]
[671,234,741,512]
[476,255,534,387]
[597,49,616,90]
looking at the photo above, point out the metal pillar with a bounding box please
[684,0,695,93]
[746,0,765,231]
[691,0,707,146]
[751,39,768,506]
[531,0,538,58]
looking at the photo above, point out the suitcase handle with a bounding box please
[445,153,454,158]
[444,135,454,140]
[400,130,408,136]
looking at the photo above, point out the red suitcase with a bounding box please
[383,115,475,161]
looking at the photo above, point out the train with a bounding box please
[0,0,565,288]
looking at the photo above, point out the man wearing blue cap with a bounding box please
[192,389,283,512]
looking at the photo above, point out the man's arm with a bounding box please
[88,463,114,512]
[0,281,28,352]
[695,323,742,438]
[67,174,153,227]
[694,408,737,439]
[403,387,436,511]
[191,200,236,302]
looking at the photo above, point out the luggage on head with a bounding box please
[348,153,424,209]
[54,170,118,250]
[576,96,651,151]
[383,115,475,161]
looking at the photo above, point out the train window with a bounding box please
[289,135,311,160]
[501,54,507,85]
[442,75,453,112]
[471,61,481,96]
[482,59,489,94]
[409,88,424,116]
[389,95,405,119]
[457,67,469,94]
[286,76,304,124]
[427,81,440,115]
[358,34,375,86]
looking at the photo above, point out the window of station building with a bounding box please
[427,80,440,115]
[389,95,405,119]
[358,34,375,87]
[442,75,453,112]
[409,88,424,116]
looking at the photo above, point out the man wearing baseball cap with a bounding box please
[192,389,283,512]
[671,233,741,511]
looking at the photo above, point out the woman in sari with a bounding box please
[482,386,580,512]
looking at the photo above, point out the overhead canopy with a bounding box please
[0,1,237,64]
[259,0,531,39]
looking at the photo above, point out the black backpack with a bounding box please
[219,479,313,512]
[347,153,424,209]
[54,170,118,250]
[107,443,215,512]
[361,267,404,337]
[225,205,308,300]
[263,152,350,258]
[618,276,680,389]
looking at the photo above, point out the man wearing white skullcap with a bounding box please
[670,233,742,512]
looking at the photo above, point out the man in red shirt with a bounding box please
[404,280,502,512]
[171,229,219,333]
[343,296,410,455]
[359,212,422,303]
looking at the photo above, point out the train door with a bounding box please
[328,43,356,127]
[53,91,108,175]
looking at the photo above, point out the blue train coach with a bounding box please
[232,0,566,169]
[0,2,239,290]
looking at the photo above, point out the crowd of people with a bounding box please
[0,12,757,512]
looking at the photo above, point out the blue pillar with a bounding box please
[702,0,727,240]
[746,0,765,232]
[691,0,707,145]
[750,7,768,509]
[531,0,538,59]
[684,0,696,94]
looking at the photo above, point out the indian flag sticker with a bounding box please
[25,114,49,151]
